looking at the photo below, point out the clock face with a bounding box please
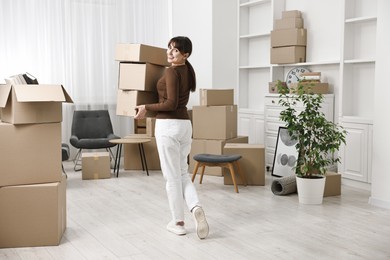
[285,67,311,87]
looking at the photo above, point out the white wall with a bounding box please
[369,0,390,209]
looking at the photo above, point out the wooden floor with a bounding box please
[1,161,390,260]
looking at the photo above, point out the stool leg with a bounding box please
[235,160,247,186]
[192,162,200,182]
[228,162,239,193]
[199,165,206,184]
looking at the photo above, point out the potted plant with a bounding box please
[277,80,347,204]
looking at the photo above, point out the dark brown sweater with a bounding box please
[145,65,190,120]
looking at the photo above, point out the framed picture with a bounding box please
[272,127,299,177]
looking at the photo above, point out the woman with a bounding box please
[134,36,209,239]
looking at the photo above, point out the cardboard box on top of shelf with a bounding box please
[192,105,237,140]
[189,136,248,176]
[0,122,62,187]
[324,172,341,197]
[282,10,302,18]
[0,84,73,124]
[116,89,158,117]
[115,43,170,67]
[271,46,306,64]
[271,28,307,47]
[118,62,166,91]
[81,152,111,180]
[199,89,234,106]
[289,82,329,94]
[123,135,161,170]
[274,17,304,30]
[0,174,66,248]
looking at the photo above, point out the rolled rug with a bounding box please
[271,175,297,195]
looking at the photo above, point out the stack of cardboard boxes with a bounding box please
[271,10,307,64]
[0,84,72,248]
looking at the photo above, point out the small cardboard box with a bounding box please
[0,84,73,124]
[271,46,306,64]
[189,136,249,176]
[146,117,156,137]
[271,28,307,47]
[289,82,329,94]
[199,89,234,106]
[116,89,158,117]
[282,10,302,18]
[0,122,62,187]
[124,135,161,170]
[115,43,170,66]
[324,172,341,197]
[0,175,66,248]
[118,62,166,91]
[192,105,237,140]
[223,143,265,186]
[82,152,111,180]
[274,17,304,30]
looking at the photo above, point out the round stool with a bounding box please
[191,154,247,193]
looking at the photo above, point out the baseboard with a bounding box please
[369,196,390,210]
[341,178,371,191]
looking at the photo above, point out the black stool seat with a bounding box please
[193,154,241,163]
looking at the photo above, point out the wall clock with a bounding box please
[285,67,311,87]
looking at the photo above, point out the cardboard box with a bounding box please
[324,172,341,197]
[146,117,156,137]
[199,89,234,106]
[116,89,158,117]
[289,82,329,94]
[269,81,287,93]
[118,62,166,91]
[192,105,237,140]
[282,10,302,18]
[223,143,265,186]
[0,84,73,124]
[124,135,161,170]
[115,43,170,66]
[0,175,66,248]
[271,46,306,64]
[0,122,62,187]
[82,152,111,180]
[274,17,304,30]
[189,136,249,176]
[271,28,307,47]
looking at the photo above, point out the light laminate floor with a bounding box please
[1,161,390,260]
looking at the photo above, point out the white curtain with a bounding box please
[0,0,169,156]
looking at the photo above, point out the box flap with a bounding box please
[61,85,74,103]
[0,84,12,108]
[13,84,72,103]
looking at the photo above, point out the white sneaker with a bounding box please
[192,206,209,239]
[166,221,186,235]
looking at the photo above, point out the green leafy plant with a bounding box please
[277,80,347,178]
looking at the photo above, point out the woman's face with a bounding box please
[167,43,187,66]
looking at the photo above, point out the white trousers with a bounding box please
[155,119,200,222]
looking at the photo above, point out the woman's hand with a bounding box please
[134,105,147,119]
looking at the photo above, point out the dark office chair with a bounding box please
[62,143,70,175]
[70,110,120,171]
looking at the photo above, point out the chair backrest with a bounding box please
[71,110,114,139]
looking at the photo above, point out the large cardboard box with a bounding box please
[82,152,111,180]
[0,84,73,124]
[289,82,329,94]
[271,28,307,47]
[0,175,67,248]
[189,136,249,176]
[282,10,302,18]
[118,62,166,91]
[324,172,341,197]
[0,122,62,187]
[223,143,265,186]
[116,89,158,117]
[192,105,237,140]
[271,46,306,64]
[274,17,304,30]
[199,89,234,106]
[124,135,161,170]
[115,43,170,66]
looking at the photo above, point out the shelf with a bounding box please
[240,33,270,39]
[240,0,270,8]
[344,59,375,64]
[345,16,377,23]
[239,65,270,69]
[271,60,340,67]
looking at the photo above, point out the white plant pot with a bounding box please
[296,176,326,205]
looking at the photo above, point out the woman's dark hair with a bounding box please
[168,36,196,92]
